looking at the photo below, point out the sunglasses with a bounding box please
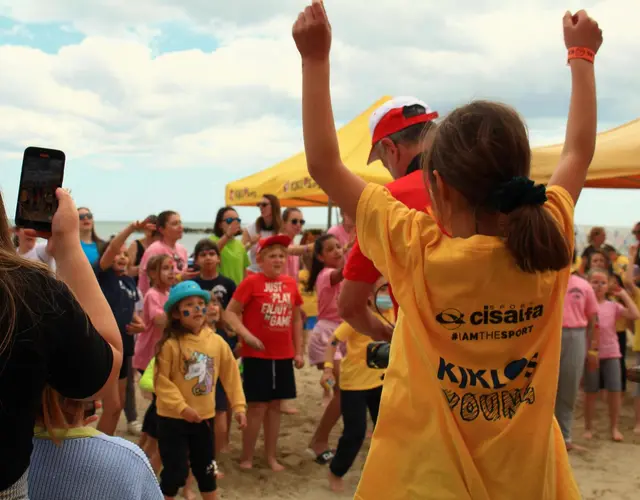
[290,218,306,226]
[79,213,93,221]
[225,217,241,224]
[173,254,185,271]
[256,202,269,208]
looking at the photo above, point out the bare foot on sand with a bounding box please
[328,471,344,493]
[634,425,640,435]
[182,487,197,500]
[268,459,285,472]
[239,460,253,470]
[219,444,231,454]
[583,430,594,440]
[566,442,587,452]
[612,428,624,442]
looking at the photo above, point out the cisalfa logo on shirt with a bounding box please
[435,303,544,342]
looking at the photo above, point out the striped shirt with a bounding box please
[28,427,162,500]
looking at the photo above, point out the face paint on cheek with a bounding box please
[182,310,190,317]
[202,308,207,314]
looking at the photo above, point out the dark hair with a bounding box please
[256,194,282,234]
[194,239,219,258]
[0,192,52,358]
[388,121,437,146]
[98,237,115,261]
[588,226,605,244]
[425,101,570,274]
[77,206,105,249]
[213,206,237,238]
[157,210,177,229]
[208,292,235,336]
[585,249,613,274]
[282,207,301,222]
[305,234,337,293]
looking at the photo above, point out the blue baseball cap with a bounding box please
[164,281,211,313]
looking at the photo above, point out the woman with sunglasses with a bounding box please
[138,211,197,297]
[210,206,250,286]
[242,194,283,275]
[78,207,105,265]
[281,208,307,280]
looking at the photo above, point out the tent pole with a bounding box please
[327,199,333,229]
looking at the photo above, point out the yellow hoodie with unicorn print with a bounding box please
[155,326,246,420]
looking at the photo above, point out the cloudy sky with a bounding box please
[0,0,637,228]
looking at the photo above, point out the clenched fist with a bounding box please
[292,0,332,62]
[563,10,603,54]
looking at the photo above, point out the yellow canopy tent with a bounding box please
[531,118,640,188]
[225,96,393,207]
[226,97,640,208]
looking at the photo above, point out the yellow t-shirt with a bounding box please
[299,269,318,318]
[613,255,629,277]
[354,183,578,500]
[334,318,387,391]
[156,327,246,420]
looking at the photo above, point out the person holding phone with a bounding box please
[0,185,123,497]
[209,206,250,286]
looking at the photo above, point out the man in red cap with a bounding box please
[338,97,438,339]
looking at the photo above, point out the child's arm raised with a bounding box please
[98,218,154,271]
[548,11,603,204]
[293,2,366,220]
[613,288,640,321]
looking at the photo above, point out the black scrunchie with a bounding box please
[486,176,547,214]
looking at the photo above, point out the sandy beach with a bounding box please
[116,364,640,500]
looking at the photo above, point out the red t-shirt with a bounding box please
[343,169,431,315]
[232,272,303,360]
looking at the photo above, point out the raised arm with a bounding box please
[293,1,366,220]
[99,219,151,271]
[548,11,603,204]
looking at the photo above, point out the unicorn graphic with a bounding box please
[184,351,214,396]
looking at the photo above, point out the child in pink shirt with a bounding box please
[132,254,174,476]
[304,233,346,463]
[584,267,640,442]
[555,272,599,449]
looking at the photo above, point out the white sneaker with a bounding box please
[127,421,142,436]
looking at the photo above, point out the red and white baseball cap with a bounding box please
[257,234,292,254]
[367,97,438,165]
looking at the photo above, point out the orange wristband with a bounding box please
[567,47,595,64]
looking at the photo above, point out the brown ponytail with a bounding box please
[504,205,571,273]
[425,100,571,274]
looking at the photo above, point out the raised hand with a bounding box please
[563,10,603,53]
[131,217,156,233]
[41,188,80,258]
[292,0,332,62]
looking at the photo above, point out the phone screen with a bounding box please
[15,147,65,232]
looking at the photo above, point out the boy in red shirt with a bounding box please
[226,234,304,472]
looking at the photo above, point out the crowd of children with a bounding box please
[17,3,640,500]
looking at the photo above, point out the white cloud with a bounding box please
[0,0,637,179]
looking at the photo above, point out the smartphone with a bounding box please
[14,147,66,233]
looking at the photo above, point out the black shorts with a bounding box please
[215,380,228,412]
[119,356,131,380]
[242,358,296,403]
[142,395,159,439]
